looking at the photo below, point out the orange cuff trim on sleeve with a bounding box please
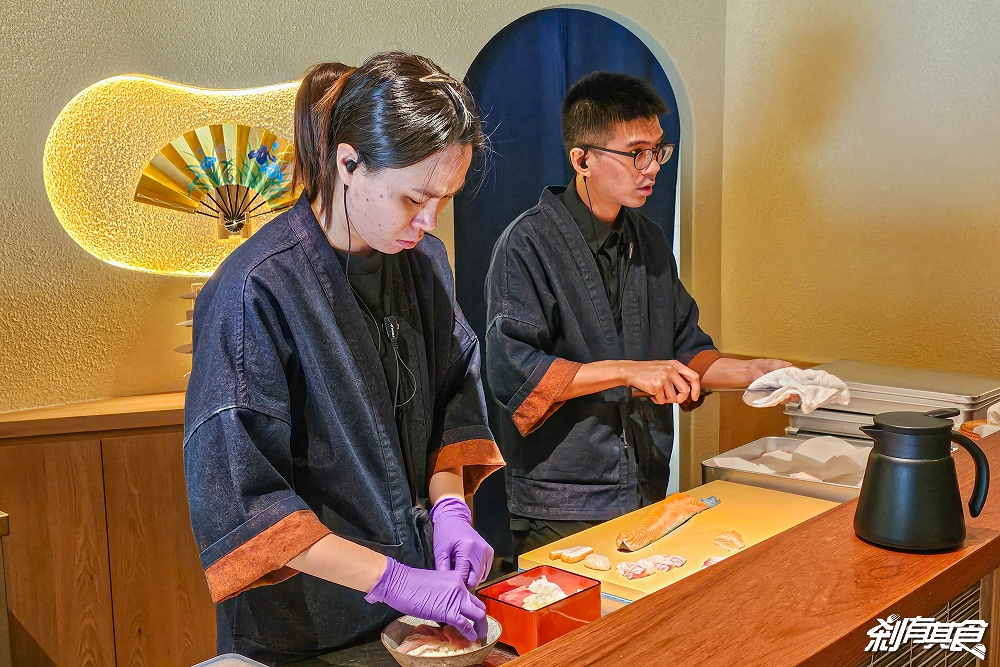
[430,439,506,495]
[205,509,332,603]
[687,349,723,378]
[511,358,583,437]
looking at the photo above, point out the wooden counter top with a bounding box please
[0,392,185,440]
[508,431,1000,667]
[519,481,837,602]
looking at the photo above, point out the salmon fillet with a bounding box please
[616,494,721,552]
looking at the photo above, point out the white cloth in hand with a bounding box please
[744,367,850,414]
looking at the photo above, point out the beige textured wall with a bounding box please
[722,0,1000,376]
[1,0,728,486]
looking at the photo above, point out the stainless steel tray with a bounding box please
[814,359,1000,405]
[702,436,865,503]
[784,427,872,447]
[785,407,874,438]
[829,389,994,423]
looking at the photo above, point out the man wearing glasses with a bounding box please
[484,71,790,557]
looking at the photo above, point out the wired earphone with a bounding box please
[342,159,417,411]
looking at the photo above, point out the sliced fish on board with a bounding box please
[616,493,721,552]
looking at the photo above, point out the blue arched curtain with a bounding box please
[455,8,680,558]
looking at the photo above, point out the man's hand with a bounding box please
[743,359,798,404]
[746,358,794,383]
[625,360,701,405]
[702,358,796,398]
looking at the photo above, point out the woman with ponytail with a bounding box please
[184,53,503,664]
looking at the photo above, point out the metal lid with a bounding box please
[784,427,872,445]
[873,411,954,435]
[814,359,1000,405]
[785,407,873,424]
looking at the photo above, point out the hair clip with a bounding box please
[419,73,455,84]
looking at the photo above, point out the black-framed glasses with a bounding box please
[579,143,675,170]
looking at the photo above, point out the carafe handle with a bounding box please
[951,431,990,518]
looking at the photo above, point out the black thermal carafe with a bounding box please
[854,408,990,552]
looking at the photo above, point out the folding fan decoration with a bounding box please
[134,123,298,239]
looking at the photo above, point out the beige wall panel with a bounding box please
[721,0,1000,375]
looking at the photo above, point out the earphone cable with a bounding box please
[343,183,384,357]
[343,183,416,410]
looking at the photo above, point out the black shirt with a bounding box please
[558,180,628,334]
[334,248,409,434]
[334,248,386,349]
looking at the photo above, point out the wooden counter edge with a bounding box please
[507,431,1000,667]
[0,392,186,440]
[986,571,1000,667]
[804,528,1000,667]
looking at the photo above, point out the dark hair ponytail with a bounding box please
[291,62,356,202]
[293,52,487,226]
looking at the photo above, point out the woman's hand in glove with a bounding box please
[364,556,488,641]
[431,497,494,588]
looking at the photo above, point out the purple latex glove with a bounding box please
[364,556,487,641]
[431,497,494,588]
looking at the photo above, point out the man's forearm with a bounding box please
[701,357,794,389]
[556,360,632,401]
[555,358,701,405]
[700,358,758,389]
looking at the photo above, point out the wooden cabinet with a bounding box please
[103,433,216,667]
[0,394,214,667]
[0,437,116,667]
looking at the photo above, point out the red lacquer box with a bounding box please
[476,565,601,655]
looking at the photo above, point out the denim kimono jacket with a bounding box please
[184,198,503,663]
[484,187,719,522]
